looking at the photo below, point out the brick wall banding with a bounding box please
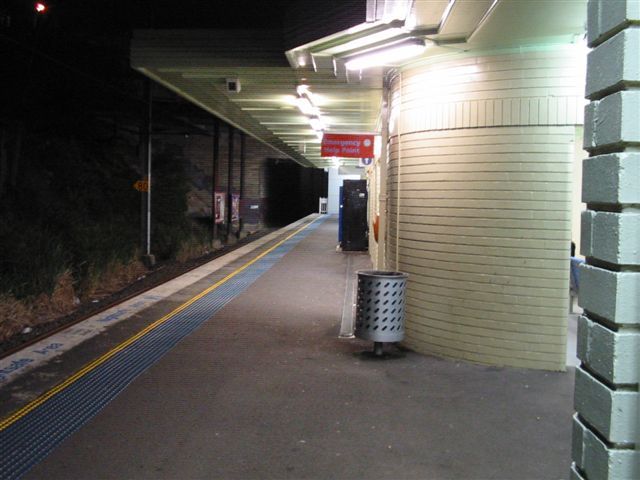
[388,47,586,371]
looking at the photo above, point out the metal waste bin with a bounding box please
[354,270,408,346]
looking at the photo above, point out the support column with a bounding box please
[386,47,582,370]
[212,117,220,248]
[571,1,640,478]
[140,78,155,266]
[226,126,235,243]
[239,131,246,237]
[376,84,389,270]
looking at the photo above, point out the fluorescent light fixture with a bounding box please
[294,85,326,136]
[309,116,325,131]
[296,85,310,97]
[345,38,426,71]
[322,27,406,56]
[296,97,318,116]
[295,85,321,116]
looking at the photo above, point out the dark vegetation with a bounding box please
[0,1,247,339]
[0,1,323,344]
[0,129,140,298]
[151,145,195,261]
[0,2,194,303]
[2,2,133,301]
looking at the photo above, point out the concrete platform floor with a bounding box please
[19,217,574,479]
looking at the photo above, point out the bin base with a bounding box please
[357,342,406,360]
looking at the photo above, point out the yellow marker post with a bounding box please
[133,179,149,192]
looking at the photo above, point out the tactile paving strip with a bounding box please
[0,216,325,479]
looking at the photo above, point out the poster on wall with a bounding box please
[214,191,225,224]
[231,193,240,222]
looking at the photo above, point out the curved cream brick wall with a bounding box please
[387,47,585,370]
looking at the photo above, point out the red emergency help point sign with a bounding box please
[321,133,375,158]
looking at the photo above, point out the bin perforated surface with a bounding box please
[354,270,408,343]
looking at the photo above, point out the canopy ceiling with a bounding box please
[131,0,586,168]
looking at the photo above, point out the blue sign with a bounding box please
[359,157,373,167]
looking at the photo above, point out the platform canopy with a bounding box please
[130,0,586,168]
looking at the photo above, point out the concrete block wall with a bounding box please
[327,167,362,214]
[184,133,216,218]
[386,47,585,370]
[239,133,289,231]
[169,120,294,239]
[572,1,640,478]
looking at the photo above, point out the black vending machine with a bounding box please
[340,179,368,251]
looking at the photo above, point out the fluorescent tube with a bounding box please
[296,97,318,116]
[345,38,426,71]
[309,116,325,131]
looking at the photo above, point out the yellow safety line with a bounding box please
[0,216,320,431]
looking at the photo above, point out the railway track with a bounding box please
[0,229,274,360]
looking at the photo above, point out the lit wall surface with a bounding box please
[386,46,586,370]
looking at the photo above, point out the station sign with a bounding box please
[321,133,375,158]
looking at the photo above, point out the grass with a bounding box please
[0,127,208,342]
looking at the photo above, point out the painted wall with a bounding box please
[174,123,326,239]
[572,126,587,257]
[386,46,586,370]
[327,167,362,214]
[178,124,285,235]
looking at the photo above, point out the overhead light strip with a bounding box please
[295,96,318,116]
[294,85,328,138]
[344,38,426,70]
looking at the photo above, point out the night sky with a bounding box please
[2,1,289,33]
[0,0,290,131]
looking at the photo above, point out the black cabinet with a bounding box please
[341,179,368,251]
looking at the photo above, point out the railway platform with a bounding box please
[0,215,574,479]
